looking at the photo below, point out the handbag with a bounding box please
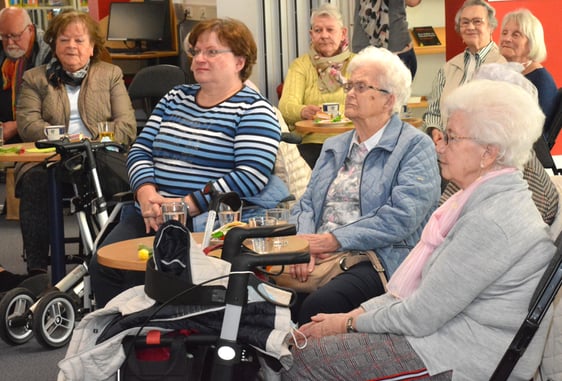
[271,250,387,294]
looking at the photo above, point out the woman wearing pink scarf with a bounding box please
[283,73,556,380]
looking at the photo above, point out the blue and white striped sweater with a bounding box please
[127,84,281,213]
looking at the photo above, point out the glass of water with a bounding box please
[161,201,188,226]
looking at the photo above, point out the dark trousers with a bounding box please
[89,206,152,307]
[293,261,386,325]
[297,143,323,169]
[398,48,418,80]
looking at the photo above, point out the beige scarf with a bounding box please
[309,44,351,93]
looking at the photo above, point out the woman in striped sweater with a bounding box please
[89,18,284,308]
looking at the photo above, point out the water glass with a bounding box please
[161,201,188,226]
[248,216,277,254]
[266,208,290,224]
[218,204,241,227]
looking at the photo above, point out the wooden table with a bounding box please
[97,231,310,271]
[0,142,58,163]
[294,119,354,135]
[0,142,59,220]
[294,117,423,134]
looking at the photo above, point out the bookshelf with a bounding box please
[410,26,446,55]
[4,0,88,31]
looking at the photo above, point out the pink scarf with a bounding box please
[387,167,517,299]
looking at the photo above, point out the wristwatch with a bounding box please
[346,316,357,333]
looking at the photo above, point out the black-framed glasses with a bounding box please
[187,48,233,58]
[0,24,30,42]
[343,82,390,95]
[459,17,486,28]
[443,131,479,145]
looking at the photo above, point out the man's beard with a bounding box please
[5,45,27,59]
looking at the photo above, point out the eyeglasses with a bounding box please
[343,82,390,94]
[0,24,30,42]
[443,131,479,145]
[459,17,486,28]
[187,48,233,58]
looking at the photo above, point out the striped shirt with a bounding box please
[127,84,281,213]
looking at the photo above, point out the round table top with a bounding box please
[97,231,309,271]
[294,119,354,134]
[0,142,59,163]
[294,117,423,134]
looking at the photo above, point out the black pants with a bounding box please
[297,143,323,169]
[293,261,386,325]
[89,206,151,308]
[398,48,418,80]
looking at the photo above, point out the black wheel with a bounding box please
[32,291,76,349]
[0,287,34,345]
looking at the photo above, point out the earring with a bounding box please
[480,162,485,169]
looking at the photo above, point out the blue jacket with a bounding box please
[292,114,440,277]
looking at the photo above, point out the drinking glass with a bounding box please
[97,121,114,141]
[218,204,242,227]
[161,201,188,226]
[248,216,277,253]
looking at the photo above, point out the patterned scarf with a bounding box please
[387,167,517,299]
[1,31,35,118]
[359,0,390,48]
[309,41,351,94]
[46,59,89,88]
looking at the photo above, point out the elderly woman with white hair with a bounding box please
[499,8,558,144]
[284,78,556,380]
[286,46,440,326]
[440,62,559,226]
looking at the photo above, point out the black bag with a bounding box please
[119,333,211,381]
[94,148,131,198]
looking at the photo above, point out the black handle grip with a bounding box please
[221,224,296,262]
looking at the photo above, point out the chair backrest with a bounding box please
[127,64,187,133]
[544,88,562,149]
[534,136,562,175]
[489,231,562,381]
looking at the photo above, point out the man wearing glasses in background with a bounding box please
[0,7,51,144]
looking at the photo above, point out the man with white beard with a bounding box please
[0,7,51,144]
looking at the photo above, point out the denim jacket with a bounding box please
[291,114,440,277]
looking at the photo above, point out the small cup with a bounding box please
[161,201,188,226]
[97,121,114,142]
[218,205,241,227]
[44,125,66,141]
[248,216,277,254]
[266,208,289,225]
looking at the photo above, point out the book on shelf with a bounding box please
[412,26,441,47]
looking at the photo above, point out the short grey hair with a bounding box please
[347,46,412,113]
[501,8,547,63]
[443,79,544,170]
[454,0,498,34]
[310,3,344,29]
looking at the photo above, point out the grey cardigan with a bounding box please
[356,171,555,380]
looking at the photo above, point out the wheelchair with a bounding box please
[0,138,130,348]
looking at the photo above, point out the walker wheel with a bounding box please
[0,287,35,345]
[32,291,76,349]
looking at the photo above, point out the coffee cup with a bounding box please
[44,125,66,141]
